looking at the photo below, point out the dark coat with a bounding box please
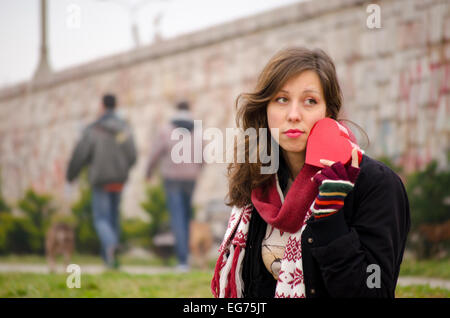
[242,155,411,298]
[67,111,137,187]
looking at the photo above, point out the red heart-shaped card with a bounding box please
[306,118,361,168]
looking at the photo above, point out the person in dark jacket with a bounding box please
[67,94,137,268]
[211,47,410,298]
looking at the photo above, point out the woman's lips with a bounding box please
[284,129,305,138]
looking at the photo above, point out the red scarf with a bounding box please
[251,163,320,233]
[212,163,321,298]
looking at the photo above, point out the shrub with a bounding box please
[0,188,55,255]
[140,182,170,248]
[17,189,55,230]
[0,188,10,214]
[70,173,100,254]
[15,188,56,254]
[405,159,450,259]
[121,218,151,248]
[49,213,77,228]
[0,214,42,255]
[406,160,450,227]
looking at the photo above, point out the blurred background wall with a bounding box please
[0,0,449,222]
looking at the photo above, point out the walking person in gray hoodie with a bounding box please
[67,94,137,269]
[146,101,203,271]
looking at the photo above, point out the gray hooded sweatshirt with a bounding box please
[67,111,137,187]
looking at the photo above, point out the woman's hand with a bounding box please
[319,146,360,170]
[310,147,361,218]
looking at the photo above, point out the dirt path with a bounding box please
[397,276,450,290]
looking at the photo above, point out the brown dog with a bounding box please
[189,220,213,269]
[45,223,75,273]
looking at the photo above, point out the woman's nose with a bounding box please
[287,103,302,122]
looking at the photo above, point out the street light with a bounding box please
[33,0,52,82]
[32,0,170,83]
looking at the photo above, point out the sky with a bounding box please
[0,0,304,88]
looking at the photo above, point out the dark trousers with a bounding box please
[163,179,196,265]
[92,187,121,267]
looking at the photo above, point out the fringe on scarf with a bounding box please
[212,201,315,298]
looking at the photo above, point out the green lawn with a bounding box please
[0,271,214,298]
[395,285,450,298]
[0,255,449,298]
[2,254,449,278]
[399,257,450,279]
[1,270,449,298]
[0,271,448,298]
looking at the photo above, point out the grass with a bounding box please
[3,254,450,278]
[0,270,449,298]
[0,271,448,298]
[0,271,214,298]
[0,254,449,298]
[399,257,450,279]
[395,285,450,298]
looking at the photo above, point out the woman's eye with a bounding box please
[305,98,317,105]
[276,97,288,104]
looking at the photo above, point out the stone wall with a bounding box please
[0,0,449,220]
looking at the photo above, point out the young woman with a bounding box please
[211,47,410,298]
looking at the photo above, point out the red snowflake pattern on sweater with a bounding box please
[277,270,285,283]
[283,236,302,261]
[274,292,291,298]
[231,230,248,247]
[286,268,304,289]
[241,207,252,225]
[274,290,306,298]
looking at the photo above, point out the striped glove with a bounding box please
[311,161,360,218]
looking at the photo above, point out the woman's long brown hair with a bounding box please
[226,47,361,208]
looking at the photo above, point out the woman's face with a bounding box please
[267,70,327,157]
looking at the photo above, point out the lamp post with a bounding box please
[33,0,52,82]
